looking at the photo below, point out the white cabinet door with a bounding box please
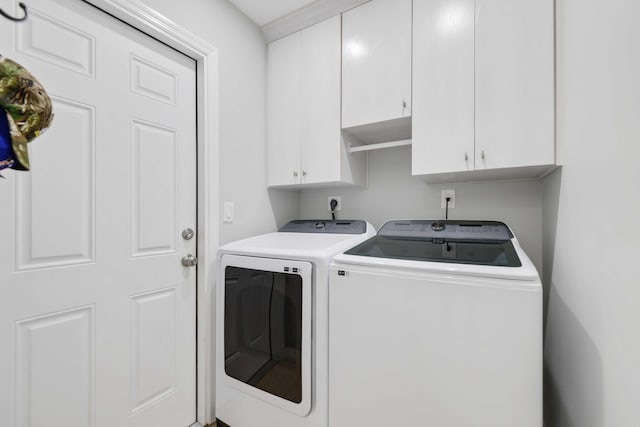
[267,32,302,187]
[475,0,554,170]
[301,15,341,185]
[342,0,412,129]
[412,0,475,175]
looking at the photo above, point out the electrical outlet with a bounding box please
[328,196,342,211]
[441,189,456,209]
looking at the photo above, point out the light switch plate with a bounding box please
[224,202,234,223]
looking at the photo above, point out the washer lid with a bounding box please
[345,220,521,267]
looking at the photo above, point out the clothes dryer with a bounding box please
[216,220,375,427]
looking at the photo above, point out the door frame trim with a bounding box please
[84,0,219,424]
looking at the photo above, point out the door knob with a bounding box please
[181,254,198,267]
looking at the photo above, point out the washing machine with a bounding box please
[329,220,542,427]
[216,219,375,427]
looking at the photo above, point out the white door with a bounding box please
[0,1,197,426]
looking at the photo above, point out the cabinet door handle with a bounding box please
[481,150,485,160]
[293,171,298,177]
[465,152,468,161]
[302,170,307,177]
[402,99,407,112]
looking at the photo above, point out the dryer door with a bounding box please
[220,254,312,416]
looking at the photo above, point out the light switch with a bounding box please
[224,202,234,223]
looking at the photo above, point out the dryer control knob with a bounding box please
[431,221,445,231]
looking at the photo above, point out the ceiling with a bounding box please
[228,0,320,26]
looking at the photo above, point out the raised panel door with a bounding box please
[0,1,197,426]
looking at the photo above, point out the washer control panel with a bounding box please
[378,220,513,241]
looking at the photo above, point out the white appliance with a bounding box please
[329,220,542,427]
[216,220,375,427]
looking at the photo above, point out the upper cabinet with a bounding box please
[475,0,555,171]
[267,30,302,187]
[412,0,475,176]
[266,0,555,186]
[342,0,412,142]
[267,16,366,189]
[412,0,555,182]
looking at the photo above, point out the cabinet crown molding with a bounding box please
[263,0,370,43]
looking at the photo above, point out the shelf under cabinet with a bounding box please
[348,139,412,153]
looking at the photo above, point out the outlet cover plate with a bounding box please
[328,196,342,211]
[441,189,456,209]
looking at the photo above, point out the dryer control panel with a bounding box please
[280,219,368,234]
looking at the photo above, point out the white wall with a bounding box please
[543,0,640,425]
[138,0,299,245]
[300,146,544,273]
